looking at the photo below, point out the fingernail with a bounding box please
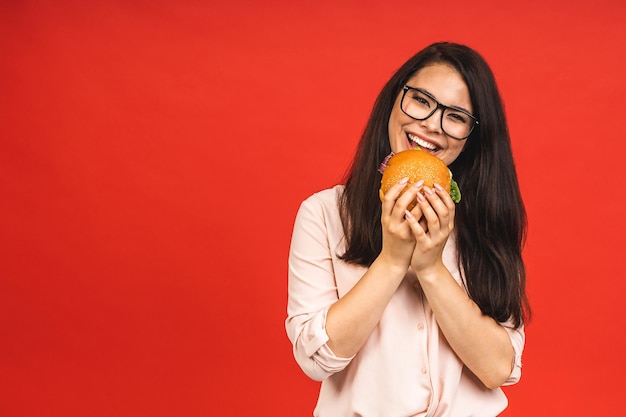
[416,192,426,202]
[405,210,414,219]
[433,183,444,192]
[424,186,434,195]
[399,177,409,185]
[413,180,425,189]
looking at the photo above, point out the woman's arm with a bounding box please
[286,179,425,377]
[324,255,407,357]
[405,185,515,389]
[325,178,424,358]
[414,263,515,389]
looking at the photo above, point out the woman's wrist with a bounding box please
[414,261,448,284]
[372,254,410,281]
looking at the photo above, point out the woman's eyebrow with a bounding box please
[449,104,473,115]
[416,87,473,114]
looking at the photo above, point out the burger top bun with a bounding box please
[380,148,455,210]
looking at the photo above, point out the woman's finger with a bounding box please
[416,187,440,229]
[381,178,425,218]
[426,184,455,233]
[380,177,409,216]
[394,180,424,215]
[433,183,456,213]
[404,209,426,237]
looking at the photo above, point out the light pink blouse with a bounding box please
[286,186,524,417]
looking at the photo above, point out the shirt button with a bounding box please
[417,323,425,330]
[421,367,428,374]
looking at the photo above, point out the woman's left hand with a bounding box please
[404,183,456,275]
[403,183,516,389]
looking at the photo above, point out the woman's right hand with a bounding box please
[324,178,426,358]
[378,178,425,272]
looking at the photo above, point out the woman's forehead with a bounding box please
[406,63,472,110]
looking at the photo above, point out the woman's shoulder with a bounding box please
[301,185,344,208]
[295,185,346,246]
[296,185,344,226]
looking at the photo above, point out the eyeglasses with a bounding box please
[400,85,479,140]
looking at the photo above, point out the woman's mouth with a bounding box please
[408,133,440,153]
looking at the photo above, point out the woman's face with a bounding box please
[388,63,473,166]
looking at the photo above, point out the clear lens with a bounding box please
[401,87,477,140]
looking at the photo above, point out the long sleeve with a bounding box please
[502,321,525,385]
[285,188,353,381]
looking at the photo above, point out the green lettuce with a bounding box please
[450,179,461,203]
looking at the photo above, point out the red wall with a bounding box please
[2,1,625,415]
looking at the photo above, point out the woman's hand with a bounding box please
[403,183,516,389]
[378,178,425,272]
[324,177,426,358]
[404,183,456,276]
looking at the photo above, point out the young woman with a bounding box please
[286,42,530,417]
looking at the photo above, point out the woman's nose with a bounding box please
[420,108,444,134]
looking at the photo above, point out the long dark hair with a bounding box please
[338,42,530,328]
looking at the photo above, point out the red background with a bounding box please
[2,1,625,416]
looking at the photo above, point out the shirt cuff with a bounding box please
[302,309,331,357]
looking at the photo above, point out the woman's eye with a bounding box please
[412,95,430,107]
[447,112,468,124]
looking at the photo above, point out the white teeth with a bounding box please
[408,134,437,150]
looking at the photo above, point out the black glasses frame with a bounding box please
[400,85,479,140]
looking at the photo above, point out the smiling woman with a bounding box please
[388,63,476,164]
[285,42,530,417]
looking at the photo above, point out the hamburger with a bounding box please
[379,148,461,210]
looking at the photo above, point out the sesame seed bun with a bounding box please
[380,149,453,210]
